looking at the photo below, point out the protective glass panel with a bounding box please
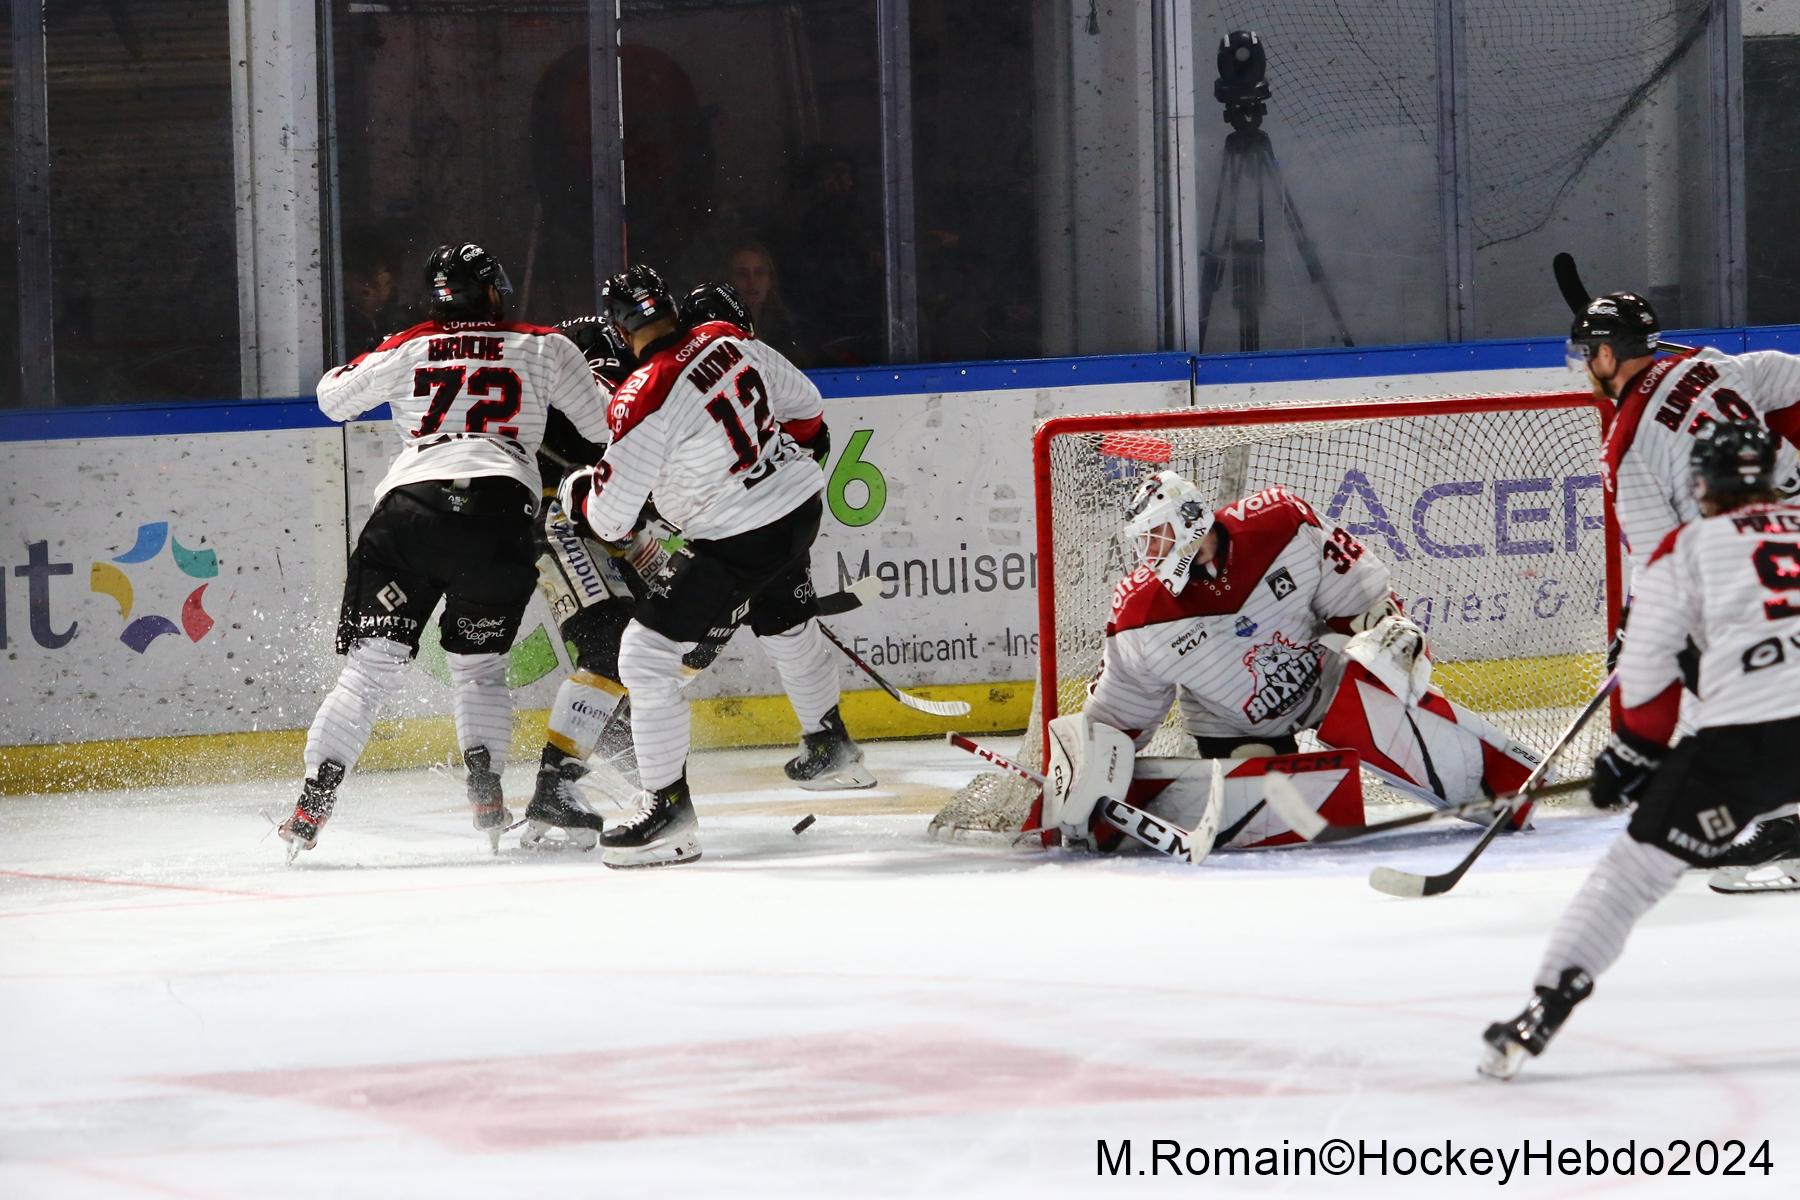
[44,0,237,405]
[327,4,593,361]
[1463,0,1717,336]
[1,25,16,408]
[1188,2,1448,352]
[1744,29,1800,324]
[911,0,1042,362]
[617,0,882,368]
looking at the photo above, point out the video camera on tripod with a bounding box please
[1214,30,1270,134]
[1197,30,1354,351]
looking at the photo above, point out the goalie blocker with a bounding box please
[1045,710,1365,851]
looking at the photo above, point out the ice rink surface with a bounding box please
[2,737,1795,1199]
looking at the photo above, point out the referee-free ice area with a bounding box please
[2,737,1794,1198]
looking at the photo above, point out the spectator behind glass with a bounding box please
[775,145,883,365]
[725,242,812,367]
[341,234,405,358]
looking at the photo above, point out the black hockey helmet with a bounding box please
[424,242,512,320]
[1568,291,1659,363]
[1691,417,1777,499]
[556,315,637,387]
[601,264,678,336]
[679,281,754,336]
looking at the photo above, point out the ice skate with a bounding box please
[1478,966,1593,1080]
[1708,813,1800,869]
[601,775,702,868]
[279,760,345,864]
[464,746,513,854]
[784,706,875,790]
[522,747,605,851]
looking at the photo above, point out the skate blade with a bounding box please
[794,765,877,792]
[520,820,599,852]
[1708,860,1800,893]
[283,838,305,866]
[602,835,702,869]
[1477,1035,1526,1081]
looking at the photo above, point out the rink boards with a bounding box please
[4,328,1790,792]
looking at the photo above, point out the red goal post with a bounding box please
[932,391,1624,842]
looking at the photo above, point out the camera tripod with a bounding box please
[1195,126,1355,352]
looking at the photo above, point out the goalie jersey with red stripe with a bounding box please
[583,321,825,542]
[1605,348,1800,575]
[1618,500,1800,744]
[317,320,611,503]
[1085,487,1393,743]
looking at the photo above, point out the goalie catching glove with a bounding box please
[1044,711,1136,849]
[1341,613,1432,705]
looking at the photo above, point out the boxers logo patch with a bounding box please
[1241,632,1322,724]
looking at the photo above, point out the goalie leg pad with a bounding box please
[1128,751,1365,848]
[1044,712,1136,846]
[1317,662,1539,829]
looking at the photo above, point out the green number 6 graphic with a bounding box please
[827,429,887,527]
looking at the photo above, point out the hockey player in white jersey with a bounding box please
[1569,291,1800,575]
[280,242,612,860]
[1568,291,1800,863]
[1480,420,1800,1079]
[524,285,767,849]
[1043,470,1546,851]
[558,264,869,867]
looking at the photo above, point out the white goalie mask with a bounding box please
[1122,470,1215,593]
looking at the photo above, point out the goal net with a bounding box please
[931,393,1622,841]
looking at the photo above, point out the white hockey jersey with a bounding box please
[1085,487,1394,743]
[1604,347,1800,575]
[584,321,825,542]
[1618,500,1800,743]
[317,319,611,504]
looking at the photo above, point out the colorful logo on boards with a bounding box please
[88,522,219,652]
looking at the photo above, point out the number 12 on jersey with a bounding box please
[704,367,776,472]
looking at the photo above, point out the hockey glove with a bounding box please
[621,519,686,589]
[556,467,599,536]
[783,419,831,464]
[1590,731,1663,810]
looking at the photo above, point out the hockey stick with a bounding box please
[1264,772,1594,846]
[822,622,971,717]
[1367,676,1618,898]
[944,732,1207,862]
[1553,253,1695,355]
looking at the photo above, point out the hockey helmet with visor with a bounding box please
[1566,291,1659,371]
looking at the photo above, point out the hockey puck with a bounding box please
[791,814,817,835]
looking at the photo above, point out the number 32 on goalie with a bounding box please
[1322,528,1365,574]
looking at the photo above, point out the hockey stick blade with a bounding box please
[815,574,884,617]
[1266,774,1593,846]
[1552,252,1590,315]
[820,622,971,716]
[1369,807,1508,898]
[1097,797,1202,862]
[1367,678,1616,897]
[1554,251,1696,354]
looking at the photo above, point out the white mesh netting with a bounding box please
[930,394,1619,842]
